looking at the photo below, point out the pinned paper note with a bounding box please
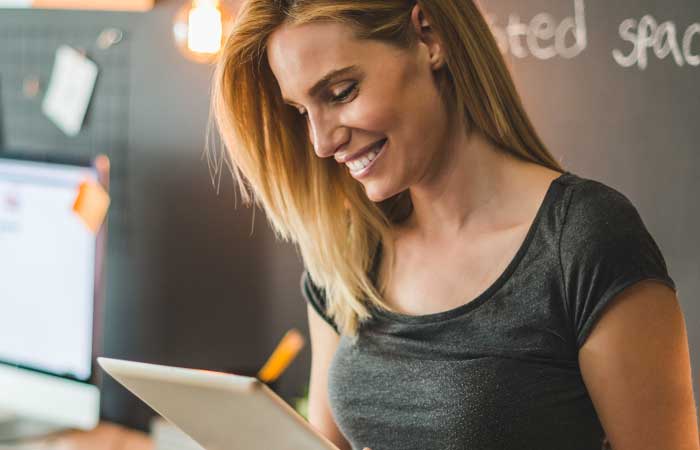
[72,180,110,234]
[42,45,99,137]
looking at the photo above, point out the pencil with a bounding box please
[257,328,305,383]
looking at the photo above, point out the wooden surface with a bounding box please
[0,423,153,450]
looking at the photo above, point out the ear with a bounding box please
[410,3,445,70]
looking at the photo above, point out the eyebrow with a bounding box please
[282,65,360,106]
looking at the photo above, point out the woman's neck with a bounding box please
[404,127,540,243]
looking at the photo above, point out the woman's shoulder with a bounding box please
[555,173,676,349]
[559,171,631,200]
[300,270,340,334]
[557,171,671,284]
[557,172,642,230]
[300,270,327,308]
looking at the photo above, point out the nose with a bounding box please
[307,109,349,159]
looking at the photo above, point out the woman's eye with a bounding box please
[291,82,357,117]
[331,82,357,103]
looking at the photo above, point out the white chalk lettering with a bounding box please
[654,21,684,66]
[613,15,700,69]
[556,0,587,59]
[487,0,587,60]
[485,3,698,69]
[506,14,528,58]
[528,14,557,60]
[613,18,639,68]
[683,23,700,66]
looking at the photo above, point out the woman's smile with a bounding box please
[346,138,388,178]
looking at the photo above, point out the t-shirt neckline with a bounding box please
[369,170,572,325]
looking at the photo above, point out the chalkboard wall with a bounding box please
[482,0,700,410]
[0,0,698,430]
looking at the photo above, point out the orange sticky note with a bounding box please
[72,180,110,234]
[258,329,305,384]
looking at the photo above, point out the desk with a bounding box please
[0,423,153,450]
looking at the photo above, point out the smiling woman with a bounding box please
[209,0,562,337]
[208,1,699,450]
[266,20,450,191]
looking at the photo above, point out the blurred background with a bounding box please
[0,0,698,441]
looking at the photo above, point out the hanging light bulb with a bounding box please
[173,0,234,64]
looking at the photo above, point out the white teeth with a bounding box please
[345,141,384,172]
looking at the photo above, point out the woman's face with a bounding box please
[266,12,450,202]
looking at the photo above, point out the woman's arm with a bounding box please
[579,280,700,450]
[307,304,352,450]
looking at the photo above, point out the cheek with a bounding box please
[344,64,413,132]
[402,78,449,151]
[344,93,400,134]
[382,63,447,146]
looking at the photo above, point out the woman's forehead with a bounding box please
[268,21,361,73]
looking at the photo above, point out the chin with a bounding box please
[363,182,402,203]
[366,192,387,203]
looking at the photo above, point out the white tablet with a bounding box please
[97,357,340,450]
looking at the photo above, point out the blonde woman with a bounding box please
[210,1,699,449]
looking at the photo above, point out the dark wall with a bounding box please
[101,0,312,429]
[0,0,311,431]
[1,0,698,431]
[482,0,700,412]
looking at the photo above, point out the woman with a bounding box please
[210,1,699,449]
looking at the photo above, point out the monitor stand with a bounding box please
[0,411,68,443]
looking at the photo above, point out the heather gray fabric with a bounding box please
[300,171,676,450]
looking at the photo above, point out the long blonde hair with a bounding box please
[209,0,564,337]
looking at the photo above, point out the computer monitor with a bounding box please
[0,152,109,442]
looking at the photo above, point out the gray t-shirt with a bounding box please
[300,171,676,450]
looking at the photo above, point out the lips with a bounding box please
[346,138,387,177]
[340,139,387,164]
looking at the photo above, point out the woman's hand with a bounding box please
[362,448,373,450]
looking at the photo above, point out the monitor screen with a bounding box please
[0,156,101,382]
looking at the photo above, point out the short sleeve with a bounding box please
[559,180,676,350]
[300,270,340,335]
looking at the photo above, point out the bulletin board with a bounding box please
[0,25,131,239]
